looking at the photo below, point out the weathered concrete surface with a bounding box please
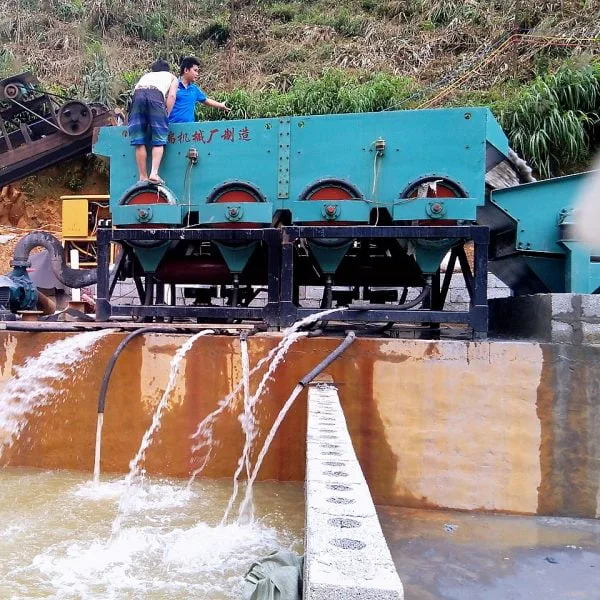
[0,332,599,518]
[378,505,600,600]
[304,383,403,599]
[490,293,600,344]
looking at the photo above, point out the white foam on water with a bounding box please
[1,473,302,600]
[29,520,281,599]
[73,477,195,510]
[112,330,213,536]
[0,330,113,453]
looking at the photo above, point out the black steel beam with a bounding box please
[96,225,490,336]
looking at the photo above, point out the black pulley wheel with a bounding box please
[57,101,93,136]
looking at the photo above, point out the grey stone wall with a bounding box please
[490,294,600,344]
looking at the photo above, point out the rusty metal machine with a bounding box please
[0,72,113,187]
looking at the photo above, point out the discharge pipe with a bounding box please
[298,330,356,386]
[11,231,97,288]
[93,326,190,482]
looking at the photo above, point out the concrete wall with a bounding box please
[0,332,598,518]
[490,293,600,344]
[304,383,404,599]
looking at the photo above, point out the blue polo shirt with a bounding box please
[169,79,207,123]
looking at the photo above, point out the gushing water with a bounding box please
[220,334,255,526]
[0,330,112,455]
[241,335,251,482]
[187,307,345,492]
[220,331,308,525]
[0,469,304,599]
[238,383,304,520]
[112,330,213,535]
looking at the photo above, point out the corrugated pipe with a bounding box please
[11,231,97,288]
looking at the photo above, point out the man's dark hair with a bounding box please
[179,56,200,76]
[151,59,170,72]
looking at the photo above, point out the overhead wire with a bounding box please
[387,31,600,112]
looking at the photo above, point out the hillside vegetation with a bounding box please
[1,0,599,176]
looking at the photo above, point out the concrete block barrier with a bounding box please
[304,383,404,599]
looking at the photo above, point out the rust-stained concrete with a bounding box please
[0,332,599,518]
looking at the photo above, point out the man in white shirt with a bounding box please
[128,59,178,184]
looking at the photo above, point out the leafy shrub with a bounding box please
[200,69,418,120]
[82,51,114,105]
[124,13,167,41]
[267,2,298,22]
[499,64,600,177]
[53,0,84,22]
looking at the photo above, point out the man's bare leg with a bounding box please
[148,146,165,183]
[135,145,149,181]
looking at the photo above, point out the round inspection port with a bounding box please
[328,518,361,529]
[330,538,366,550]
[327,483,352,491]
[327,497,355,505]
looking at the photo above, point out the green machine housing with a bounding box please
[91,107,599,332]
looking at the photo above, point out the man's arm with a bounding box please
[165,77,179,115]
[202,98,231,112]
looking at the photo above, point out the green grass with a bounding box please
[199,69,417,120]
[499,63,600,177]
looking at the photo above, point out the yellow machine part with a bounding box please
[61,195,109,239]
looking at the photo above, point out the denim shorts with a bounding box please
[128,88,169,146]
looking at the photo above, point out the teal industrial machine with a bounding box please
[483,172,600,294]
[40,106,594,335]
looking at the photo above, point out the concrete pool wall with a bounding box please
[0,332,598,519]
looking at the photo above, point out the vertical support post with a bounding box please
[155,282,165,322]
[70,249,81,302]
[265,229,281,327]
[95,228,111,322]
[280,230,295,327]
[562,241,591,293]
[472,227,489,339]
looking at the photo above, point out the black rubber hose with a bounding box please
[11,231,98,288]
[299,331,356,387]
[349,286,430,312]
[97,326,174,414]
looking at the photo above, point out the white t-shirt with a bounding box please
[134,71,175,98]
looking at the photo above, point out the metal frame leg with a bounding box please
[95,228,111,321]
[472,229,489,339]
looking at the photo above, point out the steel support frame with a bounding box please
[96,225,489,337]
[280,225,489,338]
[96,227,281,325]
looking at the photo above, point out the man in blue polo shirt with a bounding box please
[169,56,230,123]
